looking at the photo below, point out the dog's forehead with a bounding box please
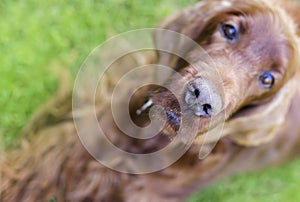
[243,11,291,69]
[247,12,285,34]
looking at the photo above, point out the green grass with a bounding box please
[1,0,300,201]
[0,0,195,148]
[189,158,300,202]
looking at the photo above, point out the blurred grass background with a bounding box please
[1,0,300,201]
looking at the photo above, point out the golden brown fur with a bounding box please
[1,0,300,201]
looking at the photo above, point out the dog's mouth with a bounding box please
[149,89,182,136]
[130,86,182,137]
[229,104,258,120]
[228,97,274,121]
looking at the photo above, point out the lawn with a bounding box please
[1,0,300,201]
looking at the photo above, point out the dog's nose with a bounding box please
[184,77,223,118]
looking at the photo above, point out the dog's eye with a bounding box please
[259,72,275,89]
[220,24,238,41]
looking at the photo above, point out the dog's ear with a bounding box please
[281,0,300,36]
[153,0,233,78]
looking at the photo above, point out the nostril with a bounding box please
[202,104,212,116]
[194,89,200,98]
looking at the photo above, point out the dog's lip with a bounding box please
[148,105,182,136]
[231,97,277,120]
[135,105,181,136]
[228,105,255,120]
[134,87,182,136]
[159,108,182,136]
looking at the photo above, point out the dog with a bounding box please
[1,0,300,201]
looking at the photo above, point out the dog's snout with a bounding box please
[184,77,223,118]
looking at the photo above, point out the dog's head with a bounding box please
[134,0,299,145]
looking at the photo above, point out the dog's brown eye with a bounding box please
[220,24,238,41]
[259,72,275,89]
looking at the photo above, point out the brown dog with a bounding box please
[1,0,300,201]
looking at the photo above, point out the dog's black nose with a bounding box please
[184,77,223,118]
